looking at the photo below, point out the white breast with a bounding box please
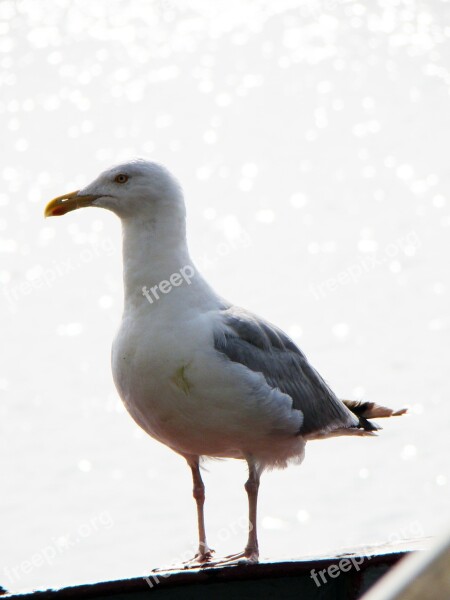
[111,303,303,464]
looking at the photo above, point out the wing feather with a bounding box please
[213,306,357,436]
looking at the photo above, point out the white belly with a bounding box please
[111,309,305,467]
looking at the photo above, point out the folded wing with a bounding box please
[213,306,360,437]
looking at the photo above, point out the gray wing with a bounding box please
[213,305,358,436]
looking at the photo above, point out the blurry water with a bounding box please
[0,0,449,593]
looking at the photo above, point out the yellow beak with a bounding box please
[44,190,100,217]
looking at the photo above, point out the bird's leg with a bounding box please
[186,457,214,564]
[243,461,260,562]
[218,459,261,565]
[175,459,261,569]
[152,457,214,572]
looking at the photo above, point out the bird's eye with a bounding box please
[114,174,129,184]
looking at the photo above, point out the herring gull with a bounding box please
[44,159,406,566]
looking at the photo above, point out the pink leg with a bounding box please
[173,457,260,570]
[216,459,261,565]
[151,458,214,573]
[188,457,214,563]
[243,461,260,562]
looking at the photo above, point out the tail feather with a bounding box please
[343,400,408,424]
[318,400,408,439]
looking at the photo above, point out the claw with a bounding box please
[182,548,215,569]
[190,548,259,568]
[151,548,215,573]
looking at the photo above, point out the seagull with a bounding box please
[44,159,406,566]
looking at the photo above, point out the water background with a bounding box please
[0,1,449,592]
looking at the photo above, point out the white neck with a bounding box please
[120,212,222,314]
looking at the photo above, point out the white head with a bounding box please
[44,159,185,222]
